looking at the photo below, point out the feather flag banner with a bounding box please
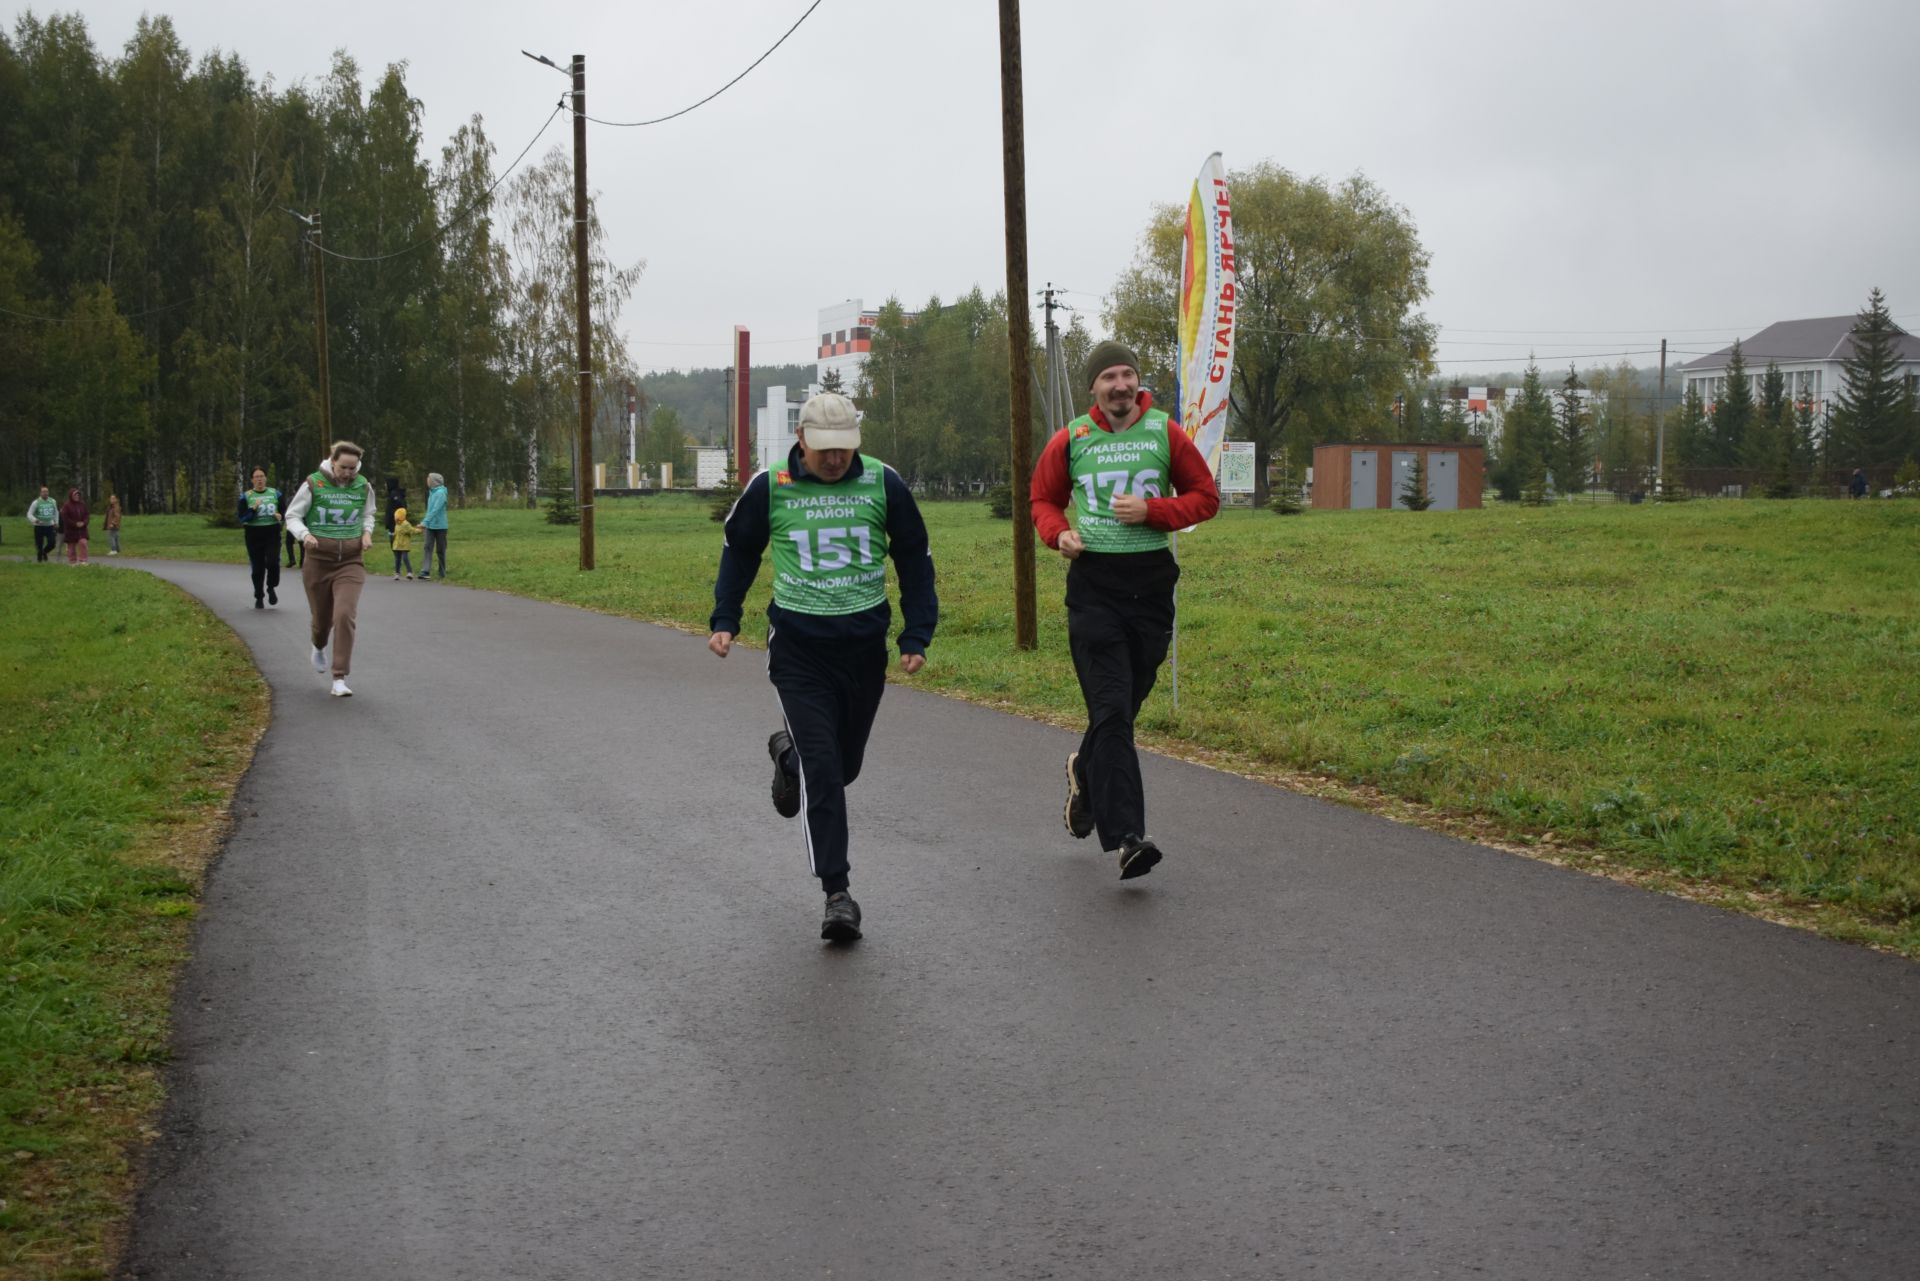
[1175,152,1236,473]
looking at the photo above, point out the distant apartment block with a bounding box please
[818,299,878,393]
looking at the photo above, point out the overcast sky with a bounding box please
[36,0,1920,376]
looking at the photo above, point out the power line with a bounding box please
[582,0,824,128]
[0,293,201,325]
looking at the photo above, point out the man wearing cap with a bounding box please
[1029,341,1220,879]
[709,391,938,942]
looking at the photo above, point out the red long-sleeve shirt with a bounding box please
[1029,391,1221,549]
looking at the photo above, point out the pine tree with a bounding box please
[1267,448,1304,514]
[1828,287,1915,469]
[542,461,578,524]
[1506,359,1554,502]
[1400,453,1433,510]
[1766,404,1797,499]
[1709,339,1753,468]
[1793,395,1819,478]
[1671,384,1708,469]
[1750,362,1788,471]
[1554,366,1590,494]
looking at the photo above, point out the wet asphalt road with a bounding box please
[113,556,1918,1280]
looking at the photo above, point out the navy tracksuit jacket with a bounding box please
[710,449,938,894]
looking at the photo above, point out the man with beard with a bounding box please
[1029,341,1219,880]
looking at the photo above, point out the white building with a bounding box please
[1678,315,1920,419]
[756,384,813,477]
[817,299,878,393]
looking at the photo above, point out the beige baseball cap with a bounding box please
[797,392,861,450]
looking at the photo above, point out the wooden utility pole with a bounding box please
[998,0,1037,651]
[307,214,333,455]
[572,53,596,570]
[1655,337,1667,494]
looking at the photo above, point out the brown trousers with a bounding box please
[302,537,366,678]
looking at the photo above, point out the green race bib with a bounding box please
[243,488,281,526]
[768,457,890,615]
[305,471,369,540]
[1067,409,1173,553]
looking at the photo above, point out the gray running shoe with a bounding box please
[1064,751,1093,839]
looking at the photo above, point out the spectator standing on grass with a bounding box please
[707,391,938,943]
[104,495,122,555]
[1029,341,1219,881]
[385,477,406,536]
[238,466,284,609]
[417,472,449,580]
[27,485,58,561]
[1850,468,1867,499]
[59,487,90,565]
[285,442,375,698]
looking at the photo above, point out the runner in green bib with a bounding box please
[1065,408,1174,554]
[767,455,890,615]
[27,486,59,561]
[238,466,285,609]
[286,442,375,697]
[709,392,939,943]
[1029,341,1220,880]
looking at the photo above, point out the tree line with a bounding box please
[1,12,640,513]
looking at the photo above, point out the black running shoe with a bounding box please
[1063,751,1093,839]
[1118,834,1163,880]
[821,892,862,942]
[768,730,801,818]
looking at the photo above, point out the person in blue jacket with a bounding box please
[707,392,938,943]
[418,472,450,579]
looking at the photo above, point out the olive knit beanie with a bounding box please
[1083,340,1140,391]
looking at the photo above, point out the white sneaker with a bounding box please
[392,573,400,580]
[330,678,353,698]
[312,645,329,676]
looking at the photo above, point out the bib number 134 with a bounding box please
[788,526,875,571]
[1078,468,1162,510]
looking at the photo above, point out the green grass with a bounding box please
[0,564,266,1280]
[117,495,1920,953]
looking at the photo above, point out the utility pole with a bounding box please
[998,0,1036,651]
[723,366,735,479]
[1041,283,1061,436]
[293,211,334,455]
[1655,337,1667,494]
[572,53,595,570]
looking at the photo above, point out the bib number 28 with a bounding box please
[1077,468,1162,511]
[788,526,875,572]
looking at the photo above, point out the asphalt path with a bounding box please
[113,554,1918,1280]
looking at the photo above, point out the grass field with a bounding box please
[0,564,267,1280]
[112,494,1920,953]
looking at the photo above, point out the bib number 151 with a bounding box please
[788,526,875,572]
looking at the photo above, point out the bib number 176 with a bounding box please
[1077,468,1162,510]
